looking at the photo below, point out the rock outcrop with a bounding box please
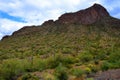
[56,3,110,24]
[42,20,54,26]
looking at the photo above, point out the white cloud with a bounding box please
[0,0,104,23]
[0,33,3,40]
[25,0,52,8]
[0,19,31,37]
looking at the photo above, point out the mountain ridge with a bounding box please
[1,3,120,40]
[42,3,110,25]
[56,3,110,24]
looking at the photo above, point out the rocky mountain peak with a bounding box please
[56,3,110,24]
[91,3,109,16]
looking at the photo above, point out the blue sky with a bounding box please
[0,10,26,22]
[0,0,120,39]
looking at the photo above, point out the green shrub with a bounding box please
[46,54,74,69]
[32,57,47,71]
[22,73,39,80]
[61,55,75,66]
[36,49,50,55]
[101,61,111,71]
[71,68,85,77]
[84,67,92,74]
[87,64,98,73]
[54,63,68,80]
[86,78,94,80]
[78,51,93,63]
[109,50,120,63]
[46,55,61,69]
[0,59,26,80]
[62,47,72,54]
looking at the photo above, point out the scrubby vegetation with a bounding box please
[0,16,120,80]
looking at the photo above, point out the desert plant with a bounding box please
[101,61,112,71]
[78,51,93,63]
[54,63,68,80]
[22,73,39,80]
[71,68,85,77]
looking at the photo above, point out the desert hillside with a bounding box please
[0,4,120,80]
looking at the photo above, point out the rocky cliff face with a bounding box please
[56,3,110,24]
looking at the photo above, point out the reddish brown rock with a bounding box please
[56,3,110,24]
[1,35,10,40]
[42,20,54,26]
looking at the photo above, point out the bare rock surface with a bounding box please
[94,69,120,80]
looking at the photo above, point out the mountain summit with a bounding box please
[56,3,110,24]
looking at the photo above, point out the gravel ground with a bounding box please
[94,69,120,80]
